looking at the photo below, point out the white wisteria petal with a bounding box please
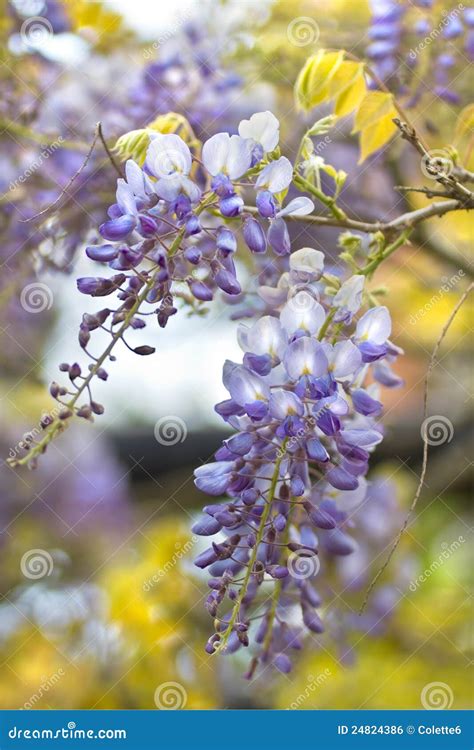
[269,389,304,419]
[333,275,365,314]
[283,337,328,380]
[356,306,391,344]
[116,179,138,215]
[238,111,280,151]
[145,134,192,178]
[290,248,325,276]
[226,135,253,179]
[202,132,230,176]
[125,159,153,198]
[280,293,325,335]
[256,157,293,193]
[277,197,315,217]
[247,316,287,359]
[323,340,362,378]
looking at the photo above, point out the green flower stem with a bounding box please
[262,500,294,657]
[8,227,187,468]
[216,439,288,654]
[360,230,412,278]
[317,307,337,341]
[294,174,347,221]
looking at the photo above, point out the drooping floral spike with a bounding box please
[193,249,403,675]
[9,111,318,467]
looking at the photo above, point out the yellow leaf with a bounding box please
[329,60,364,97]
[146,113,197,146]
[353,91,397,133]
[295,51,324,110]
[295,50,344,111]
[334,72,366,117]
[358,117,398,162]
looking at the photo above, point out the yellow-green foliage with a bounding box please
[114,113,198,166]
[295,50,398,162]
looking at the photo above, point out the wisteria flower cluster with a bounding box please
[367,0,474,105]
[10,111,319,465]
[191,249,403,674]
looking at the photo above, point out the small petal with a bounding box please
[256,157,293,194]
[284,337,328,380]
[277,197,314,218]
[268,218,290,255]
[238,111,280,152]
[85,244,118,262]
[356,306,391,344]
[324,340,362,378]
[99,214,136,241]
[290,247,324,278]
[243,217,266,253]
[280,294,325,335]
[146,134,192,178]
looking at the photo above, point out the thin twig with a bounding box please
[242,201,473,277]
[395,185,451,199]
[98,122,124,178]
[359,281,474,615]
[21,124,100,223]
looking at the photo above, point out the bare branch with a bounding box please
[359,281,474,614]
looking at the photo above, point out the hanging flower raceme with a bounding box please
[9,111,319,468]
[192,249,403,676]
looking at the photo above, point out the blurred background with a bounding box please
[0,0,472,710]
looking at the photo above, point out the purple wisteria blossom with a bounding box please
[366,0,473,105]
[192,250,403,675]
[11,110,318,467]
